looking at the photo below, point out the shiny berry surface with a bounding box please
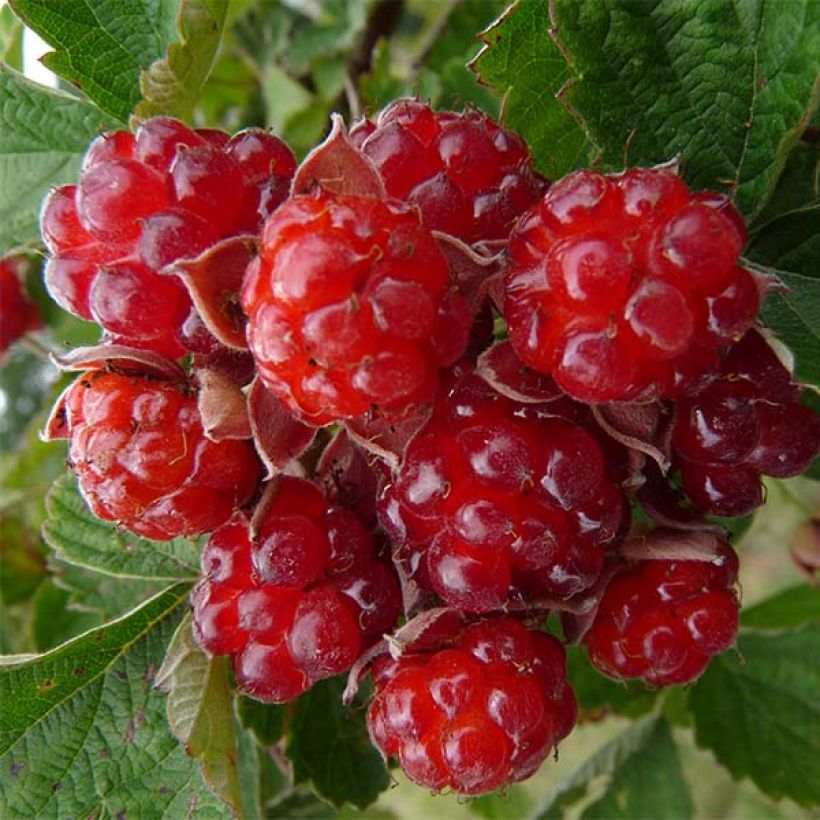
[674,331,820,517]
[503,168,754,402]
[39,118,295,357]
[242,190,470,424]
[63,370,262,540]
[191,477,401,702]
[379,368,627,611]
[367,617,576,795]
[583,541,740,685]
[351,99,545,243]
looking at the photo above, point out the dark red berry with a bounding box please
[0,259,41,358]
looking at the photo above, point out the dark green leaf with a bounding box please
[9,0,179,122]
[546,0,819,219]
[534,715,692,819]
[690,625,820,806]
[469,787,532,819]
[0,65,117,252]
[238,695,287,746]
[286,676,390,810]
[43,472,202,581]
[752,142,820,228]
[134,0,229,121]
[31,578,100,651]
[471,0,589,179]
[0,584,229,818]
[742,585,820,629]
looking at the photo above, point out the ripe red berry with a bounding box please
[673,331,820,517]
[63,369,262,540]
[0,259,41,358]
[40,118,296,357]
[581,540,739,686]
[351,99,545,243]
[242,190,470,424]
[191,478,401,703]
[367,617,576,794]
[379,368,627,612]
[503,168,754,402]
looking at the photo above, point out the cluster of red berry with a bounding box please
[39,100,819,796]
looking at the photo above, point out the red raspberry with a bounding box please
[673,330,820,517]
[0,259,41,359]
[503,168,756,402]
[367,617,576,794]
[350,99,545,243]
[62,369,262,540]
[379,368,627,612]
[242,190,470,424]
[40,118,296,357]
[581,540,739,686]
[191,477,401,703]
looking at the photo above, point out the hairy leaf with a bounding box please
[134,0,228,121]
[690,625,820,806]
[0,65,117,251]
[10,0,179,122]
[0,585,229,818]
[534,715,692,819]
[156,613,256,815]
[471,0,589,179]
[547,0,820,219]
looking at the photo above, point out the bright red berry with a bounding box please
[62,369,262,540]
[40,118,296,357]
[581,540,739,686]
[191,477,401,703]
[503,168,755,402]
[367,617,576,794]
[379,367,627,612]
[242,190,470,424]
[351,99,545,244]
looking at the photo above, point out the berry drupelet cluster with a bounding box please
[0,258,41,358]
[38,100,819,797]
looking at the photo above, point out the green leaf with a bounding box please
[0,5,23,69]
[156,612,255,816]
[0,584,229,818]
[9,0,179,122]
[752,142,820,228]
[534,715,692,819]
[286,676,390,810]
[742,585,820,629]
[0,65,117,252]
[690,625,820,806]
[546,0,820,219]
[133,0,229,121]
[470,0,589,179]
[42,472,202,581]
[31,578,100,651]
[237,695,286,746]
[469,787,532,819]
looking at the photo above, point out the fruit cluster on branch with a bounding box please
[38,99,820,796]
